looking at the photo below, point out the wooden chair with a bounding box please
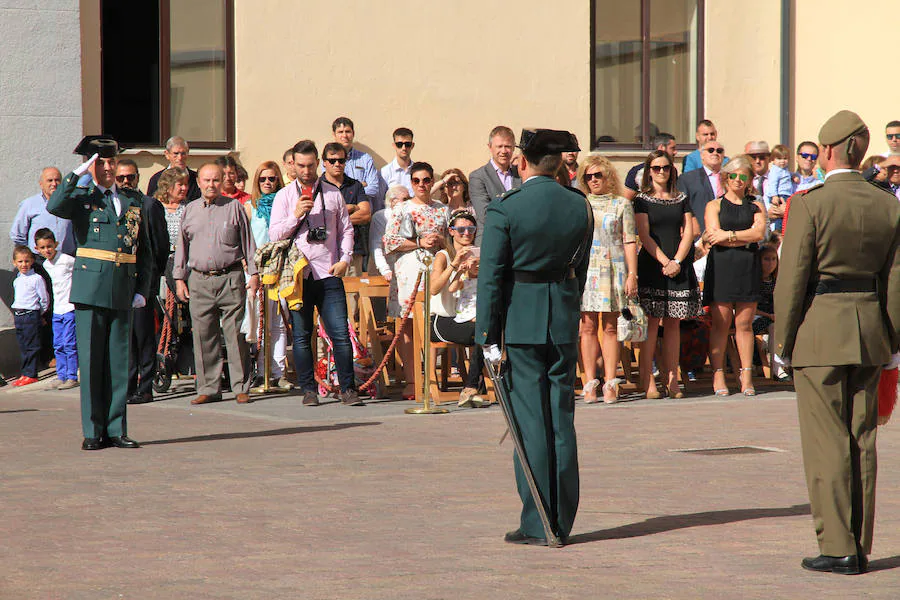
[343,275,393,388]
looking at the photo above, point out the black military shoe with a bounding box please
[503,529,549,546]
[128,393,153,405]
[81,437,105,451]
[107,435,141,449]
[801,554,864,575]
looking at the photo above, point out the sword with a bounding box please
[484,352,562,548]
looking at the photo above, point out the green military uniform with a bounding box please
[476,130,590,541]
[775,111,900,566]
[47,148,152,443]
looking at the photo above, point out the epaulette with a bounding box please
[76,185,90,190]
[498,187,521,201]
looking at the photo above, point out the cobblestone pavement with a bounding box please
[2,377,899,599]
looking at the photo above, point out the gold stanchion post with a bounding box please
[251,285,284,395]
[405,252,448,415]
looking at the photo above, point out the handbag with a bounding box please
[617,303,648,342]
[397,209,416,239]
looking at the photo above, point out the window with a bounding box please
[591,0,703,149]
[100,0,234,148]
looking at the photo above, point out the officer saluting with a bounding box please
[476,129,591,545]
[47,136,152,451]
[775,111,900,574]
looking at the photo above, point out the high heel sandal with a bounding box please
[602,378,621,404]
[713,368,730,397]
[665,376,684,399]
[740,367,756,396]
[583,379,601,404]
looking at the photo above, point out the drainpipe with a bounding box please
[780,0,791,146]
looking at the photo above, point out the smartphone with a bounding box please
[469,247,481,258]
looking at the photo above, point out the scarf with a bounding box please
[255,192,276,227]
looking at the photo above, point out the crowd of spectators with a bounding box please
[11,115,900,405]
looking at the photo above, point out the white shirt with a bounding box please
[95,183,122,216]
[369,207,393,276]
[823,168,858,181]
[43,252,76,313]
[380,159,413,196]
[12,269,49,312]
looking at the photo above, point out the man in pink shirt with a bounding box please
[269,140,363,406]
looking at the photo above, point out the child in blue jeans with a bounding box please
[34,228,79,389]
[11,245,49,386]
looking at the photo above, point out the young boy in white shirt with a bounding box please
[11,245,49,386]
[34,228,78,389]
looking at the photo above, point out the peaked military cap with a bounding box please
[519,129,580,155]
[73,135,122,158]
[818,111,868,146]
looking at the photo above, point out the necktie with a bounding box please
[714,174,722,197]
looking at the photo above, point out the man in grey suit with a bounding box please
[469,125,521,244]
[676,139,725,232]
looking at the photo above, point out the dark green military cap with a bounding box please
[818,110,868,146]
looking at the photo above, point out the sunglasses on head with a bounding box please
[451,225,476,235]
[584,172,604,181]
[727,173,749,182]
[115,174,137,182]
[887,134,900,141]
[650,165,671,173]
[411,176,433,185]
[798,152,818,160]
[394,141,414,149]
[705,147,725,154]
[324,157,346,165]
[258,176,278,183]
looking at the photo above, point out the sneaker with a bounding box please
[276,376,294,390]
[340,389,365,406]
[14,376,38,387]
[458,387,478,408]
[686,371,697,382]
[50,379,63,389]
[58,379,79,390]
[302,391,320,406]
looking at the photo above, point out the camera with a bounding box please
[307,226,327,242]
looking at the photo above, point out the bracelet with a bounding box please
[728,230,737,242]
[416,237,421,248]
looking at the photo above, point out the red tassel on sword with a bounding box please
[878,361,898,426]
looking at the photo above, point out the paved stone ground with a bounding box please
[2,375,900,599]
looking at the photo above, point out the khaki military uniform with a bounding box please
[775,171,900,557]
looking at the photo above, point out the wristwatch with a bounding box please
[672,258,681,266]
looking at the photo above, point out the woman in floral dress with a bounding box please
[577,154,638,403]
[383,162,449,398]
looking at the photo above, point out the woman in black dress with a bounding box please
[634,150,703,399]
[701,156,767,396]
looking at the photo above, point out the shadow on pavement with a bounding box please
[0,408,40,414]
[869,555,900,572]
[142,421,381,445]
[569,503,811,544]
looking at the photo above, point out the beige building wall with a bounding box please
[793,0,899,158]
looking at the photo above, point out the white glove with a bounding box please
[887,352,900,370]
[74,153,99,176]
[132,294,146,309]
[483,344,502,365]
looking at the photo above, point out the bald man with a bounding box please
[11,167,75,255]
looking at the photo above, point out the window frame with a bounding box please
[589,0,705,152]
[101,0,235,150]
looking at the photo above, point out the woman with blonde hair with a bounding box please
[577,153,638,403]
[154,166,190,253]
[432,168,472,214]
[701,156,767,396]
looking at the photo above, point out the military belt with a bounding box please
[810,278,876,295]
[513,269,574,284]
[76,247,137,265]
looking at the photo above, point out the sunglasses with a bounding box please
[887,134,900,141]
[584,172,604,181]
[798,152,818,160]
[705,147,725,154]
[395,141,414,149]
[411,177,433,185]
[451,226,476,235]
[115,174,137,183]
[324,157,346,165]
[650,165,671,173]
[258,176,278,183]
[727,173,749,182]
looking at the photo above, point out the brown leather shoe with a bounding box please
[191,394,221,405]
[302,391,320,406]
[235,393,252,404]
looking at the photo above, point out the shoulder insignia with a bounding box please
[498,187,521,201]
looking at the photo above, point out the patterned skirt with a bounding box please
[638,286,704,320]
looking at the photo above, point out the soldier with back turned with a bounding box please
[775,110,900,575]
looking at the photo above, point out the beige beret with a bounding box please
[818,110,868,146]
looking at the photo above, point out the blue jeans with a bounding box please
[290,275,355,393]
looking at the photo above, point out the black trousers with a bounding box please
[431,315,484,389]
[15,310,42,378]
[128,302,157,397]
